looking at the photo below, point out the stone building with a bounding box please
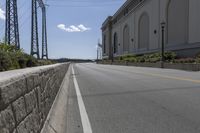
[101,0,200,59]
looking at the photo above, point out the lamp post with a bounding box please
[161,21,166,68]
[111,46,114,63]
[97,47,99,62]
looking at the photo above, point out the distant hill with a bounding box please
[51,58,94,63]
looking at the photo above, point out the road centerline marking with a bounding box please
[96,65,200,84]
[72,66,93,133]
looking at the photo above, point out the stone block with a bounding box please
[17,109,39,133]
[41,76,48,92]
[45,98,51,115]
[40,101,46,122]
[0,105,15,133]
[25,90,37,114]
[0,88,6,111]
[35,86,41,111]
[26,76,34,92]
[33,74,41,88]
[0,128,9,133]
[1,78,26,106]
[12,97,26,124]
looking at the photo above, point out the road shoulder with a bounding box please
[41,65,71,133]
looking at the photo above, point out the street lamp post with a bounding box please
[111,46,114,63]
[97,47,99,62]
[161,21,166,68]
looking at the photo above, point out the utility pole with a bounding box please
[31,0,40,59]
[5,0,20,49]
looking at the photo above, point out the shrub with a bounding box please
[8,52,20,69]
[136,56,145,63]
[173,58,196,63]
[24,54,38,67]
[0,44,16,52]
[113,51,177,63]
[0,50,12,71]
[37,60,54,66]
[0,44,53,71]
[164,51,177,61]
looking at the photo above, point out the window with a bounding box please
[138,13,150,49]
[113,33,118,54]
[103,35,106,54]
[123,25,130,52]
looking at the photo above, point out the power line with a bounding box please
[47,3,124,7]
[47,0,122,1]
[46,0,125,7]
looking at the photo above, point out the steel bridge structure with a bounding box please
[5,0,48,59]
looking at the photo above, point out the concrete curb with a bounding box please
[40,64,71,133]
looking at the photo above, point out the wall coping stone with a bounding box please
[0,63,68,86]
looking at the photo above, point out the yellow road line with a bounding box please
[132,71,200,84]
[94,64,200,84]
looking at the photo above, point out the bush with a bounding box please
[8,52,21,69]
[114,51,177,63]
[136,56,145,63]
[173,58,196,63]
[37,60,54,66]
[164,51,177,61]
[24,54,38,67]
[0,50,12,71]
[0,44,53,72]
[0,44,16,52]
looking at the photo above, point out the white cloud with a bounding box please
[70,25,81,32]
[57,24,91,32]
[0,8,5,20]
[78,24,91,31]
[57,24,65,30]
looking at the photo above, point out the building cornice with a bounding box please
[101,16,112,31]
[101,0,146,31]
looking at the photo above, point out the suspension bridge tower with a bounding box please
[5,0,20,49]
[31,0,40,59]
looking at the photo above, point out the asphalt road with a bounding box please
[66,63,200,133]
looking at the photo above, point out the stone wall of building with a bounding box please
[102,0,200,58]
[0,63,70,133]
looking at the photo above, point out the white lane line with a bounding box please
[72,66,93,133]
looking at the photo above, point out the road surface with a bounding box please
[66,63,200,133]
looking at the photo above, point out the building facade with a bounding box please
[101,0,200,59]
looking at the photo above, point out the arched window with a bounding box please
[113,33,118,54]
[167,0,188,45]
[123,25,130,52]
[138,13,149,49]
[103,35,106,54]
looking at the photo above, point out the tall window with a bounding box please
[123,25,130,52]
[113,33,118,54]
[167,0,188,45]
[138,13,149,49]
[103,35,106,54]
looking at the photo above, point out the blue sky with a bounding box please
[0,0,125,59]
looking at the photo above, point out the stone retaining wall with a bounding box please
[0,63,70,133]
